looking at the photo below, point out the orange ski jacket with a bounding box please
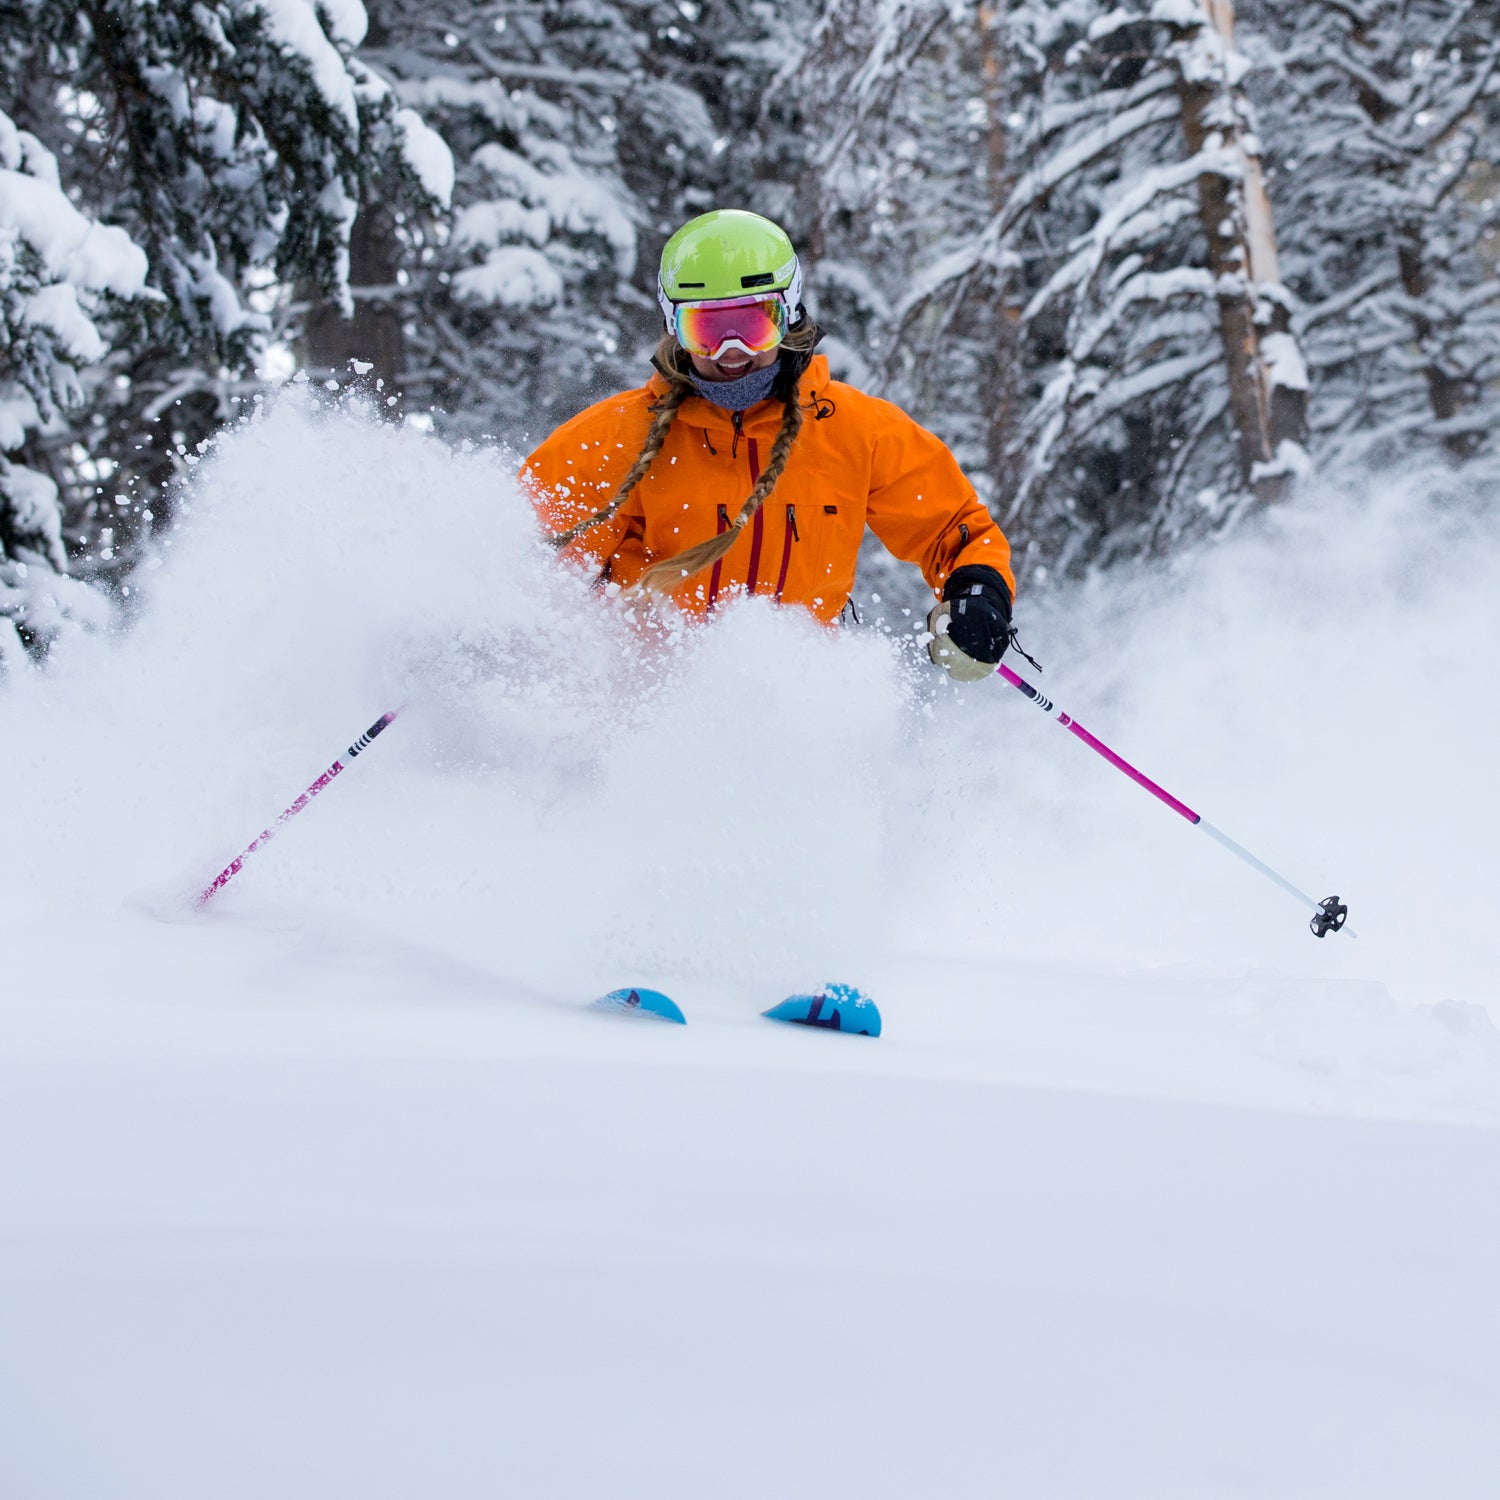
[522,354,1013,624]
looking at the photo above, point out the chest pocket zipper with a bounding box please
[706,504,731,610]
[774,504,798,599]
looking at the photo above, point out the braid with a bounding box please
[637,388,804,595]
[636,319,819,596]
[552,316,820,595]
[548,338,694,551]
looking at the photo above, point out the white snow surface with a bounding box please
[2,386,1499,1496]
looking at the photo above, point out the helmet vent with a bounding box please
[740,272,775,288]
[677,282,705,289]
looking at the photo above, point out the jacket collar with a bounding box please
[647,354,833,440]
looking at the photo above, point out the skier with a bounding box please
[523,209,1015,681]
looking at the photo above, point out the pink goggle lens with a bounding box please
[673,295,788,358]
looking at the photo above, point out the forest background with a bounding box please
[3,0,1497,666]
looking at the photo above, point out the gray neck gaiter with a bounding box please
[689,359,780,412]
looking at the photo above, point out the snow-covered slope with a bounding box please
[2,388,1497,1496]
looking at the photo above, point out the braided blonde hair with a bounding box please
[552,321,820,595]
[548,347,694,551]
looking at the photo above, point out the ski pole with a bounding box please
[197,709,401,907]
[996,665,1349,938]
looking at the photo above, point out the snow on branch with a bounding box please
[1073,267,1217,363]
[237,0,363,136]
[1086,346,1220,422]
[1023,147,1237,328]
[1260,331,1309,394]
[1004,90,1183,237]
[1,109,149,654]
[0,139,148,301]
[1037,72,1177,147]
[468,142,636,279]
[1,109,149,422]
[393,109,455,208]
[895,88,1184,326]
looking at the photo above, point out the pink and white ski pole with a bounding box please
[197,709,401,906]
[996,664,1350,938]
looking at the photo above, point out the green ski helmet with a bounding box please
[656,209,804,332]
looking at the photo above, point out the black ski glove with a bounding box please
[943,565,1013,661]
[928,564,1013,680]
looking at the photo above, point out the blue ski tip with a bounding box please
[763,983,881,1037]
[593,987,686,1025]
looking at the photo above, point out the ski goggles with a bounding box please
[669,293,790,359]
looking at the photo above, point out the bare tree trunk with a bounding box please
[1396,226,1478,459]
[977,1,1021,506]
[1170,0,1308,503]
[296,0,403,405]
[977,3,1008,210]
[1334,6,1481,459]
[299,203,404,401]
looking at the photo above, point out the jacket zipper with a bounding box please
[745,437,764,593]
[774,503,798,599]
[706,503,730,611]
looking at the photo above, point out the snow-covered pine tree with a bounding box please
[0,107,147,664]
[762,0,1006,447]
[1247,0,1500,466]
[906,1,1310,578]
[359,0,768,449]
[753,1,1027,612]
[0,0,449,604]
[761,1,1314,586]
